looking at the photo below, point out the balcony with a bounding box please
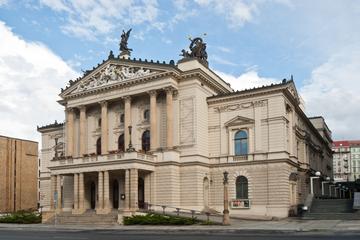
[50,151,156,168]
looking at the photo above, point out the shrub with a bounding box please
[0,210,42,224]
[123,213,198,225]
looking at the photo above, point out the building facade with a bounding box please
[0,135,38,212]
[332,140,360,182]
[37,38,332,220]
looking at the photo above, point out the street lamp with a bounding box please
[222,171,230,225]
[310,171,321,195]
[126,125,135,152]
[321,176,331,196]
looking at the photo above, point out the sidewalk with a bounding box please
[0,219,360,233]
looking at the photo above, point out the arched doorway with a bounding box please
[90,182,96,209]
[96,137,101,155]
[203,177,209,208]
[138,177,145,209]
[141,130,150,153]
[113,180,119,209]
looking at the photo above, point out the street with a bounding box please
[0,230,360,240]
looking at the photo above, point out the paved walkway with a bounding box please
[0,219,360,233]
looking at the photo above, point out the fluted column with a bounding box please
[50,175,56,210]
[100,101,108,154]
[130,168,138,210]
[124,169,130,210]
[73,173,79,211]
[79,173,85,212]
[97,171,104,213]
[103,171,110,212]
[56,175,62,212]
[149,90,158,151]
[165,88,174,149]
[79,106,87,156]
[66,108,75,156]
[123,96,131,149]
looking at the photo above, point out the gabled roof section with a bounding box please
[224,115,254,127]
[60,55,179,99]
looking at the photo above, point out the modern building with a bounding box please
[333,140,360,182]
[0,135,38,212]
[37,36,332,221]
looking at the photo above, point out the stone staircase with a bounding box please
[51,210,118,225]
[303,199,360,220]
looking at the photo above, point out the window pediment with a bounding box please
[224,115,254,127]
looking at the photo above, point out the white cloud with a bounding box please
[211,55,238,66]
[216,70,278,91]
[300,45,360,140]
[0,21,78,142]
[39,0,161,40]
[0,0,8,6]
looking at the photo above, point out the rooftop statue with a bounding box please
[119,29,133,54]
[180,37,208,61]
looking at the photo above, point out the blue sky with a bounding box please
[0,0,360,141]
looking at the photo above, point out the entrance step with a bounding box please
[52,210,118,225]
[303,199,358,220]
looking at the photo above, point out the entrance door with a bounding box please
[113,180,119,209]
[138,177,145,209]
[90,182,96,209]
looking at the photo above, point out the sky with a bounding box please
[0,0,359,142]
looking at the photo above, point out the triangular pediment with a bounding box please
[286,81,300,103]
[61,60,172,97]
[224,115,254,127]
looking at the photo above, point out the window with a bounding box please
[142,130,150,152]
[236,176,248,199]
[98,118,102,128]
[118,134,125,152]
[96,137,101,155]
[144,109,150,121]
[234,130,248,155]
[120,114,124,124]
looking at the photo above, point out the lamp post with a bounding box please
[321,176,331,196]
[222,171,230,225]
[310,171,321,196]
[126,125,135,152]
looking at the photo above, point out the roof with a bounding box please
[0,135,38,144]
[333,141,350,147]
[37,120,64,132]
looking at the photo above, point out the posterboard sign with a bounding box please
[354,192,360,209]
[230,199,250,209]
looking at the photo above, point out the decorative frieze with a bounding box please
[214,100,267,113]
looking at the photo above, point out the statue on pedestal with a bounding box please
[119,29,133,57]
[180,37,208,61]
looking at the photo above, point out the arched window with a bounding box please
[96,137,101,155]
[98,118,102,128]
[234,130,248,155]
[142,130,150,152]
[144,109,150,121]
[236,176,248,199]
[118,134,125,152]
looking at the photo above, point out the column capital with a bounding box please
[78,105,86,111]
[148,90,157,97]
[66,107,75,113]
[99,101,108,107]
[164,86,176,94]
[122,95,131,102]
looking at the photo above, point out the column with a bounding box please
[50,175,56,210]
[130,169,138,210]
[103,171,110,212]
[79,106,87,156]
[56,175,62,212]
[66,108,75,156]
[97,171,104,212]
[124,169,130,210]
[73,173,79,211]
[149,90,158,151]
[79,173,85,212]
[123,96,131,149]
[100,101,108,154]
[165,88,174,149]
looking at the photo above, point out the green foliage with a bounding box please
[0,210,42,224]
[123,213,198,225]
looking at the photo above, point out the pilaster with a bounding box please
[100,101,108,154]
[165,87,174,149]
[123,96,132,149]
[149,90,158,151]
[79,105,87,156]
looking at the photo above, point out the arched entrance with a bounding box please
[203,177,209,208]
[113,180,119,209]
[90,182,96,209]
[138,177,145,209]
[96,137,101,155]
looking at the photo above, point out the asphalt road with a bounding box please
[0,230,360,240]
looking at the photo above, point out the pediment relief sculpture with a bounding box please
[73,64,157,93]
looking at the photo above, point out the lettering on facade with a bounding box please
[74,65,156,93]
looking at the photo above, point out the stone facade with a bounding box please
[0,135,38,212]
[38,56,332,220]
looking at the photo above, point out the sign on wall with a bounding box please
[231,199,250,209]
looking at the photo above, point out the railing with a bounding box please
[233,155,248,161]
[142,203,223,223]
